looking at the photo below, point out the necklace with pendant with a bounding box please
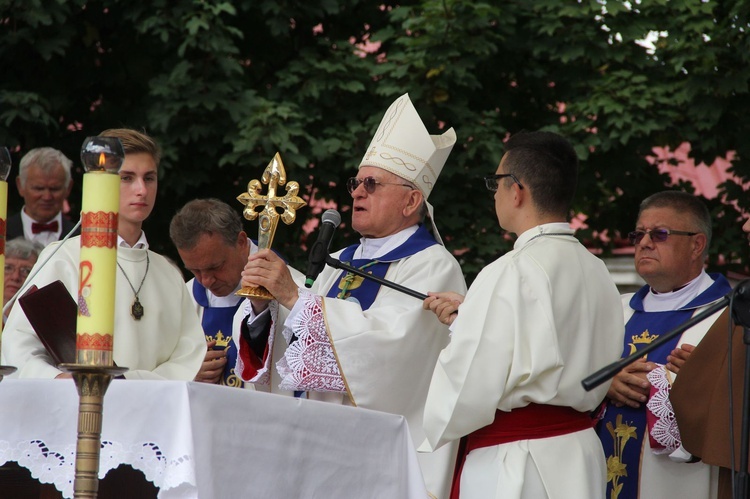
[117,253,149,320]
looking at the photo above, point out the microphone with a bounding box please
[305,209,341,288]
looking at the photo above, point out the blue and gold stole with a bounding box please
[325,225,438,310]
[192,280,244,388]
[597,273,731,499]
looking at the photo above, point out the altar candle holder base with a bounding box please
[235,285,274,300]
[0,365,16,381]
[59,363,128,499]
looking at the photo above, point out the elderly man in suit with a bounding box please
[7,147,78,246]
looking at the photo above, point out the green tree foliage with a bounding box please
[2,0,749,282]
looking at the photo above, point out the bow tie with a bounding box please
[31,220,59,234]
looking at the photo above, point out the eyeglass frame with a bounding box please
[4,264,33,278]
[484,173,524,192]
[346,176,415,195]
[627,228,699,245]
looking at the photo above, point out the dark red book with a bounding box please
[17,280,77,365]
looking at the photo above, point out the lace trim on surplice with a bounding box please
[277,291,345,392]
[646,365,681,454]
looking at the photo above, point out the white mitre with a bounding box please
[359,93,457,244]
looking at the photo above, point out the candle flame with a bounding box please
[98,153,106,167]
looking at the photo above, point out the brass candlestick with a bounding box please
[58,364,128,498]
[236,152,306,299]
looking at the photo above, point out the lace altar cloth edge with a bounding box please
[0,380,196,498]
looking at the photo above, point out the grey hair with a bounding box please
[638,190,712,258]
[5,237,44,260]
[169,198,243,250]
[19,148,73,188]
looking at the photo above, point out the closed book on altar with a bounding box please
[18,280,77,366]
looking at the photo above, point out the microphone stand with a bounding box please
[324,255,428,301]
[581,280,750,499]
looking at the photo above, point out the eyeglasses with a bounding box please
[346,176,414,194]
[4,264,33,278]
[484,173,524,192]
[627,228,699,245]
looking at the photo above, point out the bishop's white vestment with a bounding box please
[236,224,467,498]
[421,223,624,499]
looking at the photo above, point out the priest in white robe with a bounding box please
[234,93,467,498]
[421,130,624,499]
[1,128,205,380]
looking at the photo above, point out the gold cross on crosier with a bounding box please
[237,152,306,251]
[235,152,306,299]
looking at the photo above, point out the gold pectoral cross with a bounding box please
[236,152,306,298]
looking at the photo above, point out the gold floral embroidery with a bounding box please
[606,414,637,499]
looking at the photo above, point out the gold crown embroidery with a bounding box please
[628,330,659,356]
[631,330,658,345]
[206,331,232,349]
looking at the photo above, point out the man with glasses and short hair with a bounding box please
[420,130,624,499]
[596,190,729,499]
[233,93,467,498]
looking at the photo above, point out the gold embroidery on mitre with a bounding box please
[628,330,659,355]
[364,146,377,161]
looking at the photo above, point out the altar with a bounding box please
[0,380,427,498]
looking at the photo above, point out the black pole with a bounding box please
[581,295,729,391]
[324,255,428,301]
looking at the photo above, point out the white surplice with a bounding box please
[422,223,625,499]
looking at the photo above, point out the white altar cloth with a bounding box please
[0,380,427,498]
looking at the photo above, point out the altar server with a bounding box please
[421,130,624,499]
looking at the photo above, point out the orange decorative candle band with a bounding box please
[81,211,119,249]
